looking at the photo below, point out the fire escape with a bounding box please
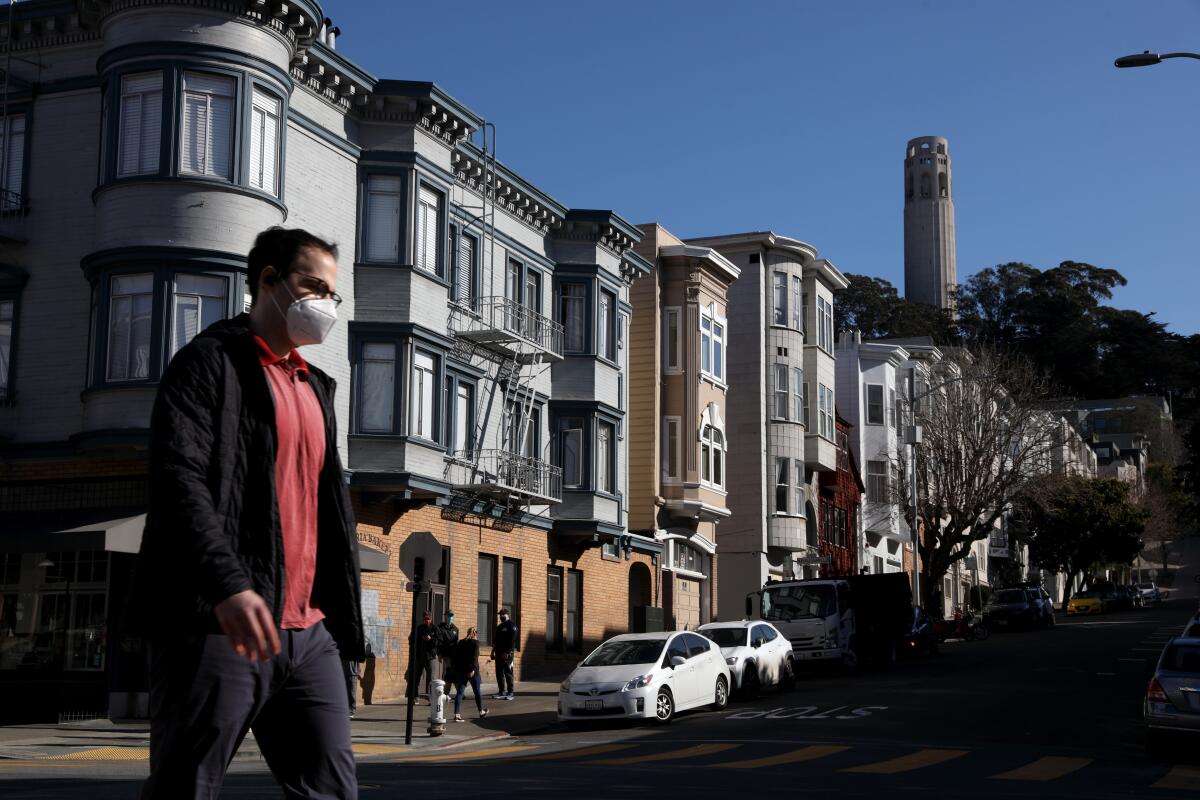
[442,124,564,531]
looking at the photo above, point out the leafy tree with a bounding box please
[1140,465,1193,573]
[1020,476,1146,606]
[834,274,958,344]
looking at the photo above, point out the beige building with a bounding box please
[629,225,740,629]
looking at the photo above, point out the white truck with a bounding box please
[747,573,913,672]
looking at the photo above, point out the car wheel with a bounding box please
[654,688,674,724]
[842,643,860,674]
[781,657,797,690]
[711,676,729,711]
[740,664,760,699]
[973,622,990,641]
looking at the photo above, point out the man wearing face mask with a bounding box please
[132,227,363,799]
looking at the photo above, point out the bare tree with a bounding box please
[896,347,1067,608]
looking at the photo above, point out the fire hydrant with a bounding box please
[428,678,447,736]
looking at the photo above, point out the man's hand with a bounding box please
[468,670,475,679]
[214,590,281,662]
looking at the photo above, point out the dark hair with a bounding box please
[246,227,338,304]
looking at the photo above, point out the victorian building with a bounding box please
[627,224,740,630]
[0,0,655,721]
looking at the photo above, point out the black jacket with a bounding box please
[450,638,480,677]
[129,315,365,659]
[494,619,518,653]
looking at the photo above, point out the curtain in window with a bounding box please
[360,343,395,433]
[180,73,234,178]
[171,274,227,358]
[107,274,153,380]
[366,176,401,262]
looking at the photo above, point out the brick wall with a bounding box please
[354,499,659,703]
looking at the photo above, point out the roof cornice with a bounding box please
[806,258,850,290]
[556,209,643,258]
[452,140,566,234]
[658,244,741,281]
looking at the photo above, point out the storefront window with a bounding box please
[0,551,109,672]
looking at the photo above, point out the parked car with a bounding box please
[698,620,795,697]
[1066,590,1109,616]
[1138,583,1164,604]
[1183,622,1200,639]
[558,632,730,725]
[984,587,1053,630]
[1145,637,1200,745]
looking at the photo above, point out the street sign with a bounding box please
[795,554,832,566]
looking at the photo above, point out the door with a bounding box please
[674,576,701,631]
[662,635,693,705]
[683,633,716,706]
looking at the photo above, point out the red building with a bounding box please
[818,414,864,577]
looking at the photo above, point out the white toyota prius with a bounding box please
[558,631,731,724]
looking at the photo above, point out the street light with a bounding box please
[1114,50,1200,69]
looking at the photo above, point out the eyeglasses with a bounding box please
[292,272,343,307]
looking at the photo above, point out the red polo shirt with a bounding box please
[255,335,326,630]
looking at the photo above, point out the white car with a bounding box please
[558,631,731,724]
[1137,583,1164,603]
[698,621,795,696]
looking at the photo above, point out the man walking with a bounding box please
[132,228,363,799]
[491,608,518,700]
[412,611,438,701]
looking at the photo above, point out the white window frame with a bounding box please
[890,387,899,430]
[701,424,725,490]
[802,381,811,429]
[866,384,885,425]
[794,460,806,516]
[598,289,615,361]
[819,383,834,439]
[411,351,437,441]
[663,307,681,373]
[596,421,614,494]
[415,184,442,275]
[179,71,235,180]
[453,381,472,453]
[792,367,804,422]
[248,86,281,196]
[867,460,888,503]
[117,73,161,178]
[561,419,584,488]
[662,416,681,481]
[700,303,727,382]
[791,275,802,330]
[169,273,227,359]
[772,272,787,326]
[773,363,789,419]
[774,457,789,515]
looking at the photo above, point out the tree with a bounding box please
[1019,476,1147,606]
[1140,465,1192,573]
[834,274,958,344]
[901,348,1068,610]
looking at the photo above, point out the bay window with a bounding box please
[364,175,403,262]
[700,304,726,382]
[866,384,884,425]
[773,363,788,419]
[867,460,888,502]
[791,275,802,330]
[598,289,615,362]
[248,87,281,195]
[560,417,584,488]
[775,458,789,514]
[772,272,787,326]
[663,308,681,372]
[794,460,805,516]
[106,274,153,381]
[596,421,614,494]
[359,343,396,434]
[560,282,587,353]
[663,416,680,481]
[701,424,725,489]
[415,184,442,275]
[170,274,227,359]
[411,351,437,441]
[793,367,804,422]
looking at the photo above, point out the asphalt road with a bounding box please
[5,541,1199,798]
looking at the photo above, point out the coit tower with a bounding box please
[903,136,957,310]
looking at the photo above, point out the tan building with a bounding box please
[629,225,740,629]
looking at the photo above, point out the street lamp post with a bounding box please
[1114,51,1200,69]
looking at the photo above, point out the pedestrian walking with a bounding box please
[411,611,438,701]
[437,610,460,693]
[491,608,518,700]
[341,657,361,718]
[130,227,363,799]
[450,627,489,722]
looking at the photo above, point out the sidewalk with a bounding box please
[0,682,562,763]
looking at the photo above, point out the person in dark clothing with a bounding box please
[491,609,518,700]
[341,657,361,718]
[411,611,438,701]
[131,227,363,800]
[450,627,489,721]
[437,611,460,693]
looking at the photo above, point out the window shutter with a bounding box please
[366,176,401,261]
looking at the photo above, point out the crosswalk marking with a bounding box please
[1153,766,1200,791]
[512,743,636,761]
[589,743,739,766]
[711,744,850,769]
[991,756,1092,781]
[390,745,534,763]
[843,748,967,774]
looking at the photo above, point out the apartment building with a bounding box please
[628,224,739,629]
[0,0,653,721]
[835,333,910,575]
[682,232,849,617]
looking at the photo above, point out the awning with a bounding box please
[358,542,389,572]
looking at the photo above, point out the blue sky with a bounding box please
[333,1,1200,334]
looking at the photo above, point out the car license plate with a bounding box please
[585,699,602,711]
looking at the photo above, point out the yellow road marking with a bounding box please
[711,744,851,769]
[991,756,1092,781]
[1153,766,1200,791]
[843,748,967,774]
[353,743,408,756]
[44,746,150,761]
[511,743,636,761]
[589,743,739,766]
[391,745,534,763]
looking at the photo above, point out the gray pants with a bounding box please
[142,621,356,799]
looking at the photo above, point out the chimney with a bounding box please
[327,25,340,50]
[317,18,327,43]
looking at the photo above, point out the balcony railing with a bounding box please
[445,448,562,504]
[448,295,564,361]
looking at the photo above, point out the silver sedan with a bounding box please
[1145,637,1200,744]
